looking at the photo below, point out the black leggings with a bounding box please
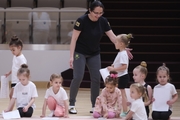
[18,107,33,117]
[152,110,172,120]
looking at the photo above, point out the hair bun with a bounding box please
[21,64,28,68]
[94,0,100,1]
[162,63,166,67]
[11,35,18,41]
[140,61,147,68]
[109,71,118,79]
[127,33,133,39]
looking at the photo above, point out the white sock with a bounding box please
[69,106,75,109]
[48,110,54,117]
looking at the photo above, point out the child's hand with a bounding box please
[152,98,155,102]
[4,109,9,112]
[167,100,174,105]
[107,66,114,71]
[23,106,28,112]
[5,72,10,77]
[115,113,120,118]
[127,102,131,106]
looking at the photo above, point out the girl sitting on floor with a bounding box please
[93,71,122,119]
[124,83,148,120]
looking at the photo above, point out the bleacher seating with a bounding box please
[0,0,8,8]
[10,0,34,8]
[0,8,5,43]
[5,7,32,43]
[0,0,88,44]
[63,0,87,8]
[60,7,87,44]
[37,0,61,8]
[32,7,60,44]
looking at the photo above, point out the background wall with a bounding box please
[0,45,70,82]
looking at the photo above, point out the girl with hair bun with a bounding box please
[151,63,178,120]
[4,64,38,118]
[93,71,122,119]
[107,33,133,117]
[132,61,152,118]
[5,35,27,110]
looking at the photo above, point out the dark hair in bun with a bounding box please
[21,64,28,69]
[17,64,30,77]
[9,35,23,49]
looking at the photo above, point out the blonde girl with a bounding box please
[5,35,27,104]
[152,63,178,120]
[107,33,133,117]
[41,74,69,118]
[132,61,152,117]
[5,64,38,117]
[93,71,122,119]
[124,83,148,120]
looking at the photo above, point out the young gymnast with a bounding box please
[152,63,178,120]
[5,35,27,102]
[93,71,122,119]
[107,33,133,117]
[123,83,148,120]
[132,61,152,117]
[4,64,38,117]
[41,74,69,118]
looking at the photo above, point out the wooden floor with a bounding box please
[0,87,180,120]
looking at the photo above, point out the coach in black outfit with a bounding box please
[68,0,132,114]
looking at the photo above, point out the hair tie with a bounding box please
[110,74,118,78]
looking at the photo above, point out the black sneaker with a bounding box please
[69,107,77,114]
